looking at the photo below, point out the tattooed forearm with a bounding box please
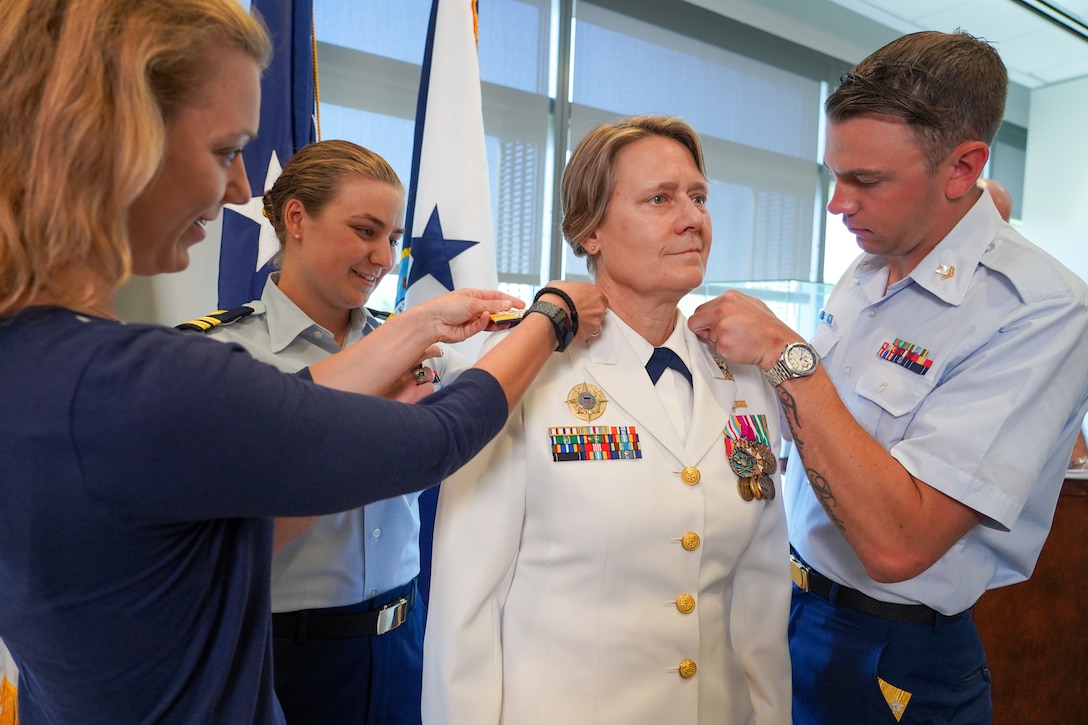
[775,378,843,532]
[807,468,846,534]
[777,386,801,430]
[776,387,806,456]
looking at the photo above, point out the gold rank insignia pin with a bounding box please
[712,356,734,380]
[566,382,607,422]
[935,263,955,280]
[489,308,526,327]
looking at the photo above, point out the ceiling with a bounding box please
[827,0,1088,88]
[691,0,1088,90]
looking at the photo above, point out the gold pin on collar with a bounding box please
[712,356,734,381]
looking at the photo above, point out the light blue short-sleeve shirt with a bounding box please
[785,191,1088,614]
[207,274,469,610]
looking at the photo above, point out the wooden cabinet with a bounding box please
[973,478,1088,723]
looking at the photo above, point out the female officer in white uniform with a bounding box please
[422,116,791,724]
[186,140,464,724]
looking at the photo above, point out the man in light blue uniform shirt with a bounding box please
[688,30,1088,724]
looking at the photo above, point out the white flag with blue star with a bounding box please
[396,0,497,312]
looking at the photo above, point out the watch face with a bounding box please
[786,344,815,374]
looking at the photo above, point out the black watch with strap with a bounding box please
[525,300,574,352]
[534,286,578,334]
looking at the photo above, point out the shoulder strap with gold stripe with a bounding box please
[175,305,256,333]
[366,307,393,322]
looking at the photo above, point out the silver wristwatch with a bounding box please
[765,342,819,387]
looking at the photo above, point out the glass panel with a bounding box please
[315,0,831,290]
[566,107,817,283]
[574,3,821,161]
[569,3,822,285]
[314,1,429,63]
[479,0,550,94]
[685,280,833,341]
[318,103,415,184]
[316,0,549,94]
[823,186,860,285]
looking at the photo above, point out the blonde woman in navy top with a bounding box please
[0,1,606,721]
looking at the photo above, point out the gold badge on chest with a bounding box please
[566,381,608,422]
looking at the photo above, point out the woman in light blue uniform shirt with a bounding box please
[194,140,462,724]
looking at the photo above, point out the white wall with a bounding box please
[116,217,223,325]
[1021,75,1088,284]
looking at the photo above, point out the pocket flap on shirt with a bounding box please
[855,363,935,418]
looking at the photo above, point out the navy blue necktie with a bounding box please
[645,347,693,387]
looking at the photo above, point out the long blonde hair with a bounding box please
[0,0,271,316]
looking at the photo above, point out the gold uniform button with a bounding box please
[675,594,695,614]
[681,532,700,551]
[680,467,701,486]
[678,659,697,679]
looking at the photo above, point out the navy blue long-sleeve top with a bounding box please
[0,307,506,723]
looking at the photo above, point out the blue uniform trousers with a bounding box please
[272,579,425,725]
[790,586,991,724]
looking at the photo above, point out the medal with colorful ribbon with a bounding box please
[723,414,777,501]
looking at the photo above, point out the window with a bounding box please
[565,3,824,284]
[314,1,1026,305]
[314,0,552,309]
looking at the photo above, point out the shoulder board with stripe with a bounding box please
[175,305,256,333]
[366,307,394,323]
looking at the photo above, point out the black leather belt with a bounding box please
[790,551,965,625]
[272,579,416,640]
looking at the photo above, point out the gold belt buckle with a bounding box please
[790,554,810,591]
[376,597,408,635]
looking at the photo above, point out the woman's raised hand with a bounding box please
[406,288,525,343]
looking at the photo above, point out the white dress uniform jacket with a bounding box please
[423,310,791,725]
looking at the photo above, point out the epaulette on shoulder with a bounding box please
[366,307,395,322]
[175,305,256,333]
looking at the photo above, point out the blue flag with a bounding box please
[219,0,316,309]
[395,0,497,313]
